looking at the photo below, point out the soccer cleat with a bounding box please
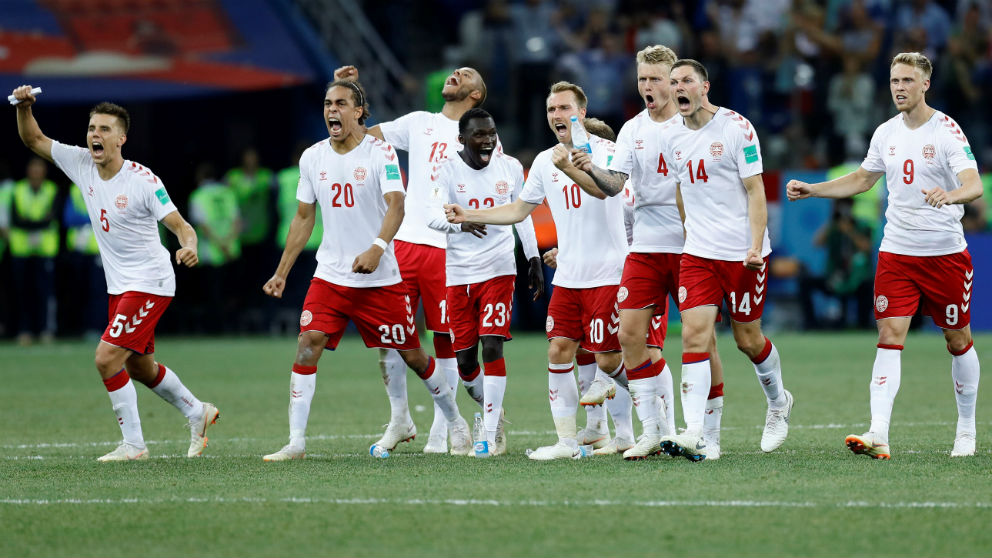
[97,442,149,462]
[263,443,305,462]
[659,432,707,462]
[423,432,447,454]
[580,377,616,406]
[493,410,507,456]
[374,418,417,451]
[951,432,976,457]
[187,402,220,458]
[593,436,635,456]
[527,440,579,461]
[449,416,473,456]
[577,425,610,449]
[702,438,721,460]
[622,433,662,460]
[845,432,891,460]
[760,389,794,452]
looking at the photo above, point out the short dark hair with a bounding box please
[458,107,493,135]
[90,102,130,133]
[672,59,709,82]
[582,117,615,142]
[326,79,371,125]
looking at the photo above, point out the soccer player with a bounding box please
[568,46,729,459]
[787,52,983,459]
[261,80,471,461]
[446,82,633,460]
[652,60,794,461]
[425,108,543,455]
[11,85,220,462]
[334,65,489,453]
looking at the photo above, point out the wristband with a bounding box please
[372,237,388,250]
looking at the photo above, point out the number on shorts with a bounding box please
[108,314,127,338]
[378,324,406,345]
[946,304,959,326]
[729,292,751,316]
[482,303,507,328]
[439,300,447,325]
[588,318,604,344]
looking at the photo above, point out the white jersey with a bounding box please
[519,137,627,288]
[51,141,177,296]
[426,152,539,285]
[621,181,635,245]
[380,111,459,249]
[609,110,685,253]
[659,107,771,261]
[862,110,977,256]
[298,135,405,287]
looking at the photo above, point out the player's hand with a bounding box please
[786,179,812,201]
[334,65,359,82]
[444,203,467,223]
[11,85,38,108]
[461,222,487,238]
[551,144,573,170]
[528,256,545,301]
[175,247,198,267]
[743,248,764,271]
[542,247,558,269]
[263,275,286,298]
[922,186,951,208]
[569,149,593,172]
[352,245,383,273]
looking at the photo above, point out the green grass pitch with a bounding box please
[1,331,990,557]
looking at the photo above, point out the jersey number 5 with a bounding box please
[100,208,110,231]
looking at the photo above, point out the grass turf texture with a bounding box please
[1,332,990,557]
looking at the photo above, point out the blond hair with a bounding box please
[891,52,932,80]
[548,81,588,110]
[636,45,677,67]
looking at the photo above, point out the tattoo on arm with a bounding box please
[589,167,628,196]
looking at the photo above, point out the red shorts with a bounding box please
[546,285,621,353]
[618,252,681,313]
[679,254,768,323]
[446,275,515,352]
[300,278,421,351]
[874,250,973,329]
[102,292,172,354]
[648,312,667,349]
[394,240,447,333]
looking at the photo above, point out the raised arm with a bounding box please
[263,201,316,297]
[12,86,53,162]
[567,149,627,197]
[445,197,538,226]
[741,174,768,270]
[550,145,607,200]
[161,210,199,268]
[333,65,385,140]
[787,166,883,201]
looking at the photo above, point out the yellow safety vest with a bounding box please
[9,179,59,258]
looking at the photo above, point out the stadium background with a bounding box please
[1,0,990,340]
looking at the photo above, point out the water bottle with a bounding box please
[369,444,390,459]
[473,412,490,458]
[570,116,591,154]
[575,444,595,459]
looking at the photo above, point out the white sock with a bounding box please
[580,363,606,432]
[549,363,578,441]
[577,360,597,396]
[681,359,711,435]
[657,363,676,434]
[149,365,203,420]
[606,362,629,389]
[421,360,460,422]
[483,374,506,434]
[462,368,485,408]
[108,379,144,447]
[380,349,410,422]
[704,396,723,445]
[428,358,457,437]
[753,340,786,407]
[952,345,980,435]
[289,372,316,445]
[629,377,661,436]
[869,347,902,442]
[605,366,633,441]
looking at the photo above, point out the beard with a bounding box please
[442,86,471,103]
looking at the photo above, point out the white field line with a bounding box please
[0,421,970,451]
[0,496,989,509]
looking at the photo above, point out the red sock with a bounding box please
[708,382,724,399]
[484,358,506,377]
[103,369,130,392]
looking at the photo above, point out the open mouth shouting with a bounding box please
[554,121,568,139]
[327,116,343,136]
[677,94,691,112]
[478,145,494,163]
[644,93,656,110]
[90,141,105,157]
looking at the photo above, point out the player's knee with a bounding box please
[456,350,478,376]
[944,331,974,355]
[547,342,572,364]
[595,351,622,371]
[480,337,503,363]
[400,349,429,374]
[617,326,644,350]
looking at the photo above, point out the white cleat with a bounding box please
[580,376,616,406]
[593,436,635,456]
[622,433,662,460]
[423,415,449,454]
[449,416,473,456]
[493,410,507,456]
[659,432,707,462]
[577,425,610,449]
[760,389,794,452]
[263,443,305,462]
[951,432,976,457]
[702,438,721,460]
[97,442,149,462]
[374,418,417,451]
[187,402,220,458]
[527,440,579,461]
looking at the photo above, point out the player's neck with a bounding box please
[96,157,124,181]
[458,149,488,170]
[441,99,473,121]
[683,102,718,130]
[330,132,362,154]
[900,101,935,130]
[647,102,677,123]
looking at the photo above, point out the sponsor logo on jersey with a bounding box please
[457,183,466,193]
[545,316,555,332]
[115,194,128,211]
[154,188,170,206]
[964,146,976,160]
[888,146,896,156]
[87,185,95,197]
[617,286,628,302]
[710,142,724,158]
[743,144,759,164]
[319,171,327,181]
[354,167,367,181]
[495,180,509,195]
[635,139,644,150]
[300,310,313,326]
[551,172,559,182]
[678,286,687,304]
[922,144,936,160]
[875,295,888,313]
[385,164,401,181]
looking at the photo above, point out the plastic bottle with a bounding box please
[369,444,390,458]
[570,116,591,154]
[573,444,595,459]
[473,412,490,458]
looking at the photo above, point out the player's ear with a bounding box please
[118,133,127,148]
[457,133,465,145]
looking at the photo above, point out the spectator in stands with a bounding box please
[894,0,952,60]
[510,0,566,149]
[826,57,875,165]
[189,163,241,333]
[0,164,12,337]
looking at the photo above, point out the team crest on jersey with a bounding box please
[678,286,687,304]
[300,310,313,326]
[888,146,896,156]
[617,287,628,303]
[875,295,889,313]
[114,194,128,211]
[495,181,509,195]
[922,144,936,160]
[319,171,327,181]
[545,316,555,332]
[635,139,644,150]
[457,184,467,193]
[354,167,367,181]
[710,142,724,158]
